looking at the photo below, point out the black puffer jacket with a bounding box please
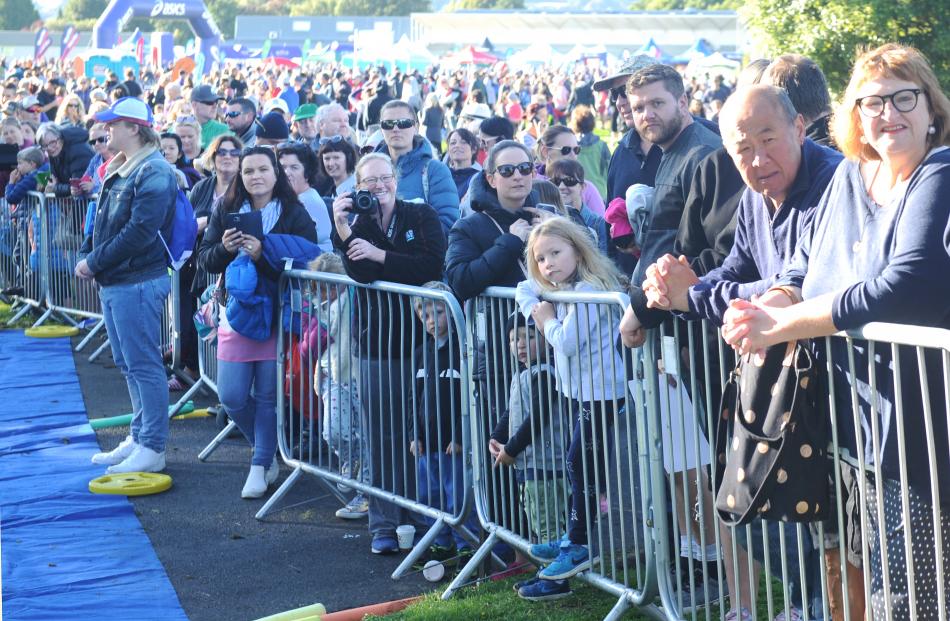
[444,172,539,302]
[49,126,95,198]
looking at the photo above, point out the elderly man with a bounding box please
[317,102,351,141]
[643,85,842,322]
[374,100,459,234]
[291,103,319,151]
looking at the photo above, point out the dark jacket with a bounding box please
[357,85,393,131]
[199,197,318,286]
[331,198,447,359]
[410,334,464,453]
[4,163,48,205]
[187,174,220,220]
[445,172,538,302]
[79,148,177,287]
[49,126,95,198]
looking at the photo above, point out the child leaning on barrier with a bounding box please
[409,281,480,557]
[309,253,370,521]
[4,146,46,205]
[488,313,569,548]
[513,217,626,601]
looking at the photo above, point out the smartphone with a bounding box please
[225,211,264,240]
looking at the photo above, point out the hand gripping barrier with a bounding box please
[264,269,479,582]
[638,318,950,621]
[452,286,664,620]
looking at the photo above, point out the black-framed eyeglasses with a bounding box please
[380,118,414,131]
[855,88,922,118]
[493,162,533,178]
[550,176,581,187]
[216,148,241,158]
[88,136,108,146]
[319,135,344,145]
[610,86,627,104]
[551,145,581,156]
[40,139,60,150]
[224,110,243,119]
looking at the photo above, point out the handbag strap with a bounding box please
[482,212,528,279]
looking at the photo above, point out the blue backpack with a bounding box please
[159,188,199,270]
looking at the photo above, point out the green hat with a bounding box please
[293,104,317,122]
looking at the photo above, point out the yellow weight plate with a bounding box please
[25,325,80,338]
[89,472,173,496]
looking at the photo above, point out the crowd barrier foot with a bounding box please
[255,465,303,521]
[89,339,110,362]
[75,319,105,352]
[392,517,445,580]
[7,303,32,325]
[29,306,53,329]
[197,419,236,461]
[441,529,499,601]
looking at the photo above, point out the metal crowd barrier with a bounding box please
[266,269,479,579]
[449,287,661,620]
[637,317,950,621]
[3,192,48,326]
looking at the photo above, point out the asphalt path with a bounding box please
[73,335,434,621]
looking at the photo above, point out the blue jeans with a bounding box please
[416,452,480,550]
[99,275,170,453]
[217,359,277,466]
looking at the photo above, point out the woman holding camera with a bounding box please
[331,152,447,555]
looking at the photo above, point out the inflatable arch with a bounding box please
[92,0,223,74]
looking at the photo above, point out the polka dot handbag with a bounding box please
[713,340,831,526]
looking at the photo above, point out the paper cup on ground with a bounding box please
[423,560,445,582]
[396,524,415,550]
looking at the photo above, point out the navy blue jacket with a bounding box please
[80,148,177,287]
[688,139,842,323]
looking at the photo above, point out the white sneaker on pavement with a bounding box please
[242,464,268,499]
[265,458,279,486]
[105,445,166,474]
[91,435,136,465]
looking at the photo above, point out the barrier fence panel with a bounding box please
[264,269,477,582]
[639,317,950,621]
[4,192,47,326]
[0,197,18,293]
[452,286,662,620]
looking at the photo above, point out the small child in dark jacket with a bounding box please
[409,280,479,555]
[4,147,46,205]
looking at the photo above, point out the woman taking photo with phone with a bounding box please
[198,146,318,499]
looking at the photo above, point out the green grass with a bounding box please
[370,575,647,621]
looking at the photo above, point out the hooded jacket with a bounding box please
[375,135,459,234]
[445,171,539,302]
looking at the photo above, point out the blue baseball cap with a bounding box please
[94,97,154,126]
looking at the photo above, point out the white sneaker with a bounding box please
[265,458,280,486]
[106,445,166,474]
[242,465,268,499]
[91,435,136,465]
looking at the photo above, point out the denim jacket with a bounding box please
[79,147,177,287]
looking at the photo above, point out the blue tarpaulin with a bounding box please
[0,332,187,621]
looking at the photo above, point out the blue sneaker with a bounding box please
[371,534,399,555]
[538,544,596,580]
[529,535,567,561]
[517,577,573,601]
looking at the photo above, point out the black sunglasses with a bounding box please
[550,176,581,187]
[224,110,243,118]
[359,144,376,155]
[216,148,241,158]
[494,162,533,178]
[380,118,414,130]
[609,86,627,104]
[551,145,581,156]
[88,136,108,146]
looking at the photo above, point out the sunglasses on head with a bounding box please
[550,176,581,188]
[88,136,108,146]
[359,144,376,155]
[551,145,581,156]
[494,162,533,178]
[380,118,414,131]
[609,86,627,104]
[224,110,243,118]
[319,135,344,145]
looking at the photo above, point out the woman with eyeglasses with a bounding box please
[54,94,86,128]
[36,121,94,198]
[77,123,114,199]
[534,125,606,217]
[317,136,358,199]
[276,141,332,252]
[330,152,447,554]
[444,128,481,200]
[720,44,950,620]
[199,146,319,499]
[547,159,608,253]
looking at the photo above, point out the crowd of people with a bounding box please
[2,40,948,621]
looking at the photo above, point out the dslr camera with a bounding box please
[349,190,380,215]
